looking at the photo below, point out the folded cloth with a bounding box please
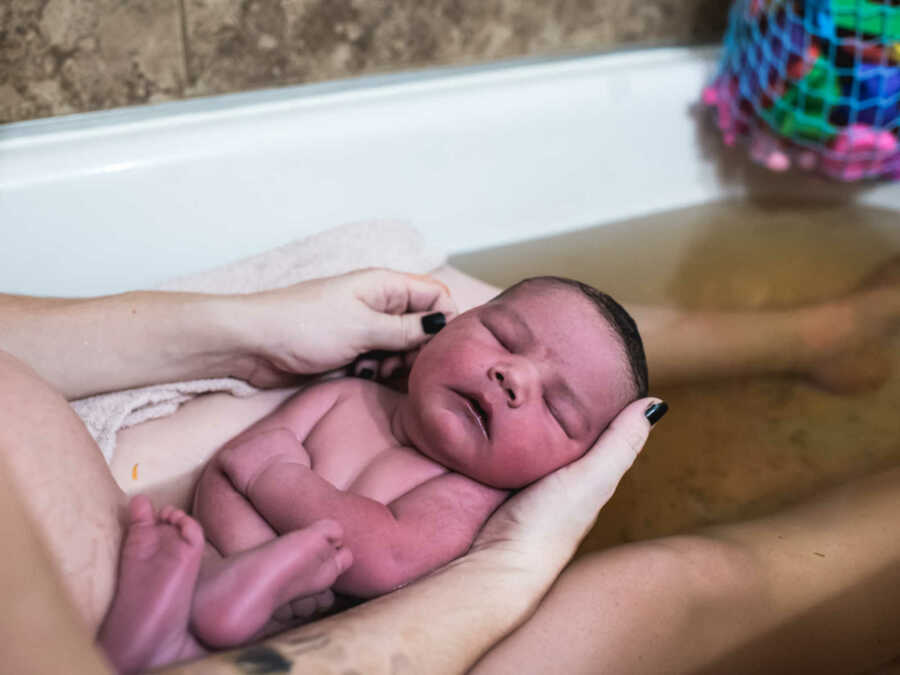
[71,221,446,464]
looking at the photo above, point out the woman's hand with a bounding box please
[229,268,458,387]
[468,398,666,584]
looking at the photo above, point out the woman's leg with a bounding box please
[0,349,127,631]
[473,466,900,674]
[630,256,900,391]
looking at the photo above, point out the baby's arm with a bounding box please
[193,382,345,555]
[244,463,508,598]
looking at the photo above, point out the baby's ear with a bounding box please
[376,349,419,393]
[402,348,421,373]
[373,348,420,380]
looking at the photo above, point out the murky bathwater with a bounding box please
[451,200,900,554]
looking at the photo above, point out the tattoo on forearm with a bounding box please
[232,646,292,674]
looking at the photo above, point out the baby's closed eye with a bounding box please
[543,395,572,438]
[482,319,514,352]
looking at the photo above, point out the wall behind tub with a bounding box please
[1,0,729,124]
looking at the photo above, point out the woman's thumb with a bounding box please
[366,311,448,351]
[564,397,666,507]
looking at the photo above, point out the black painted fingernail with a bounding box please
[644,401,668,425]
[358,368,375,380]
[422,312,446,334]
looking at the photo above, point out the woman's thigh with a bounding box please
[473,467,900,674]
[0,350,127,631]
[471,535,760,674]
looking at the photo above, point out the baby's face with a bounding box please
[402,282,633,488]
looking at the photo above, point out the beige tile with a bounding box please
[183,0,730,99]
[4,0,731,122]
[1,0,186,123]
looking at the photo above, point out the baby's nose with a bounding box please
[488,363,533,408]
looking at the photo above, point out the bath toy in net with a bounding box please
[703,0,900,181]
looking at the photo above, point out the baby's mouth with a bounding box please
[456,389,490,438]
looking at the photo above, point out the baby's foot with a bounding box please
[804,256,900,393]
[191,519,353,649]
[98,496,205,674]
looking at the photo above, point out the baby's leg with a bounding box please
[98,496,205,674]
[191,520,353,649]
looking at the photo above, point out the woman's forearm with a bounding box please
[160,551,548,675]
[0,292,245,399]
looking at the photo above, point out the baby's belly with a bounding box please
[111,388,299,509]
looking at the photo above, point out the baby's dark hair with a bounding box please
[498,276,649,399]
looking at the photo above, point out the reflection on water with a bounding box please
[451,199,900,553]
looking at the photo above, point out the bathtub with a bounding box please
[2,46,900,297]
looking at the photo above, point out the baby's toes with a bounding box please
[308,518,344,546]
[175,514,204,548]
[305,520,353,577]
[334,546,353,575]
[289,590,335,621]
[128,495,155,527]
[160,506,187,526]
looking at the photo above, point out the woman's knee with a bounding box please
[0,348,42,388]
[0,348,127,631]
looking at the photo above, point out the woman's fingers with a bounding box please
[342,268,458,353]
[357,269,457,315]
[366,310,451,351]
[474,398,665,566]
[556,397,662,511]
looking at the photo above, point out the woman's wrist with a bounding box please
[184,292,267,380]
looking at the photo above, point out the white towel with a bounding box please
[71,221,446,463]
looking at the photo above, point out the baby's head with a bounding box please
[401,276,648,488]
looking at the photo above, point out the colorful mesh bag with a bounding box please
[703,0,900,180]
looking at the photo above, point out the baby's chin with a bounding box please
[461,456,574,490]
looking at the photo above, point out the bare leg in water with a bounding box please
[631,256,900,393]
[473,465,900,674]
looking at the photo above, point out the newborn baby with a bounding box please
[99,276,648,672]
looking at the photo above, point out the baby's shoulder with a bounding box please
[283,377,398,410]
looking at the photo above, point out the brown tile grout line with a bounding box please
[177,0,195,89]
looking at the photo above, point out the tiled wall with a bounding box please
[1,0,730,124]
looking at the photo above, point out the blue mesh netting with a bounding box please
[703,0,900,180]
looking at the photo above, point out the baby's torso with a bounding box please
[292,379,451,504]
